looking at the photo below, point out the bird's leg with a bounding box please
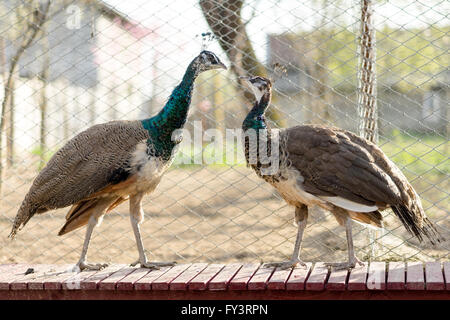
[129,193,176,269]
[76,215,108,271]
[264,205,308,269]
[326,216,365,270]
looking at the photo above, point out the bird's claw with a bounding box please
[263,259,307,270]
[325,258,365,271]
[76,262,108,271]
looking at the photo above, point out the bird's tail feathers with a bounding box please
[8,204,37,240]
[349,210,384,229]
[391,204,444,244]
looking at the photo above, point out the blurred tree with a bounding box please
[0,0,51,193]
[38,23,50,170]
[199,0,285,126]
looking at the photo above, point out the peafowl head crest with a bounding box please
[240,76,272,104]
[193,50,227,73]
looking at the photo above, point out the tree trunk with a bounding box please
[199,0,285,126]
[6,75,15,167]
[0,36,15,167]
[39,29,50,170]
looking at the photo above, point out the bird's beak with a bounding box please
[215,61,227,70]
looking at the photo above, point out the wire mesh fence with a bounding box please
[0,0,448,265]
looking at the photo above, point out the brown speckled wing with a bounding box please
[11,120,149,235]
[284,125,406,207]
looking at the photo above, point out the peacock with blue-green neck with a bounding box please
[141,51,226,161]
[141,59,199,161]
[10,50,226,271]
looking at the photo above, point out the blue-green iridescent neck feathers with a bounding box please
[242,93,271,131]
[141,59,199,160]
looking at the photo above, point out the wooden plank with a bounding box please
[170,263,208,291]
[248,265,276,290]
[0,264,34,290]
[98,267,137,290]
[285,263,312,290]
[267,267,294,290]
[208,263,242,291]
[347,262,368,291]
[27,265,75,290]
[444,262,450,290]
[79,264,126,290]
[305,262,329,291]
[10,264,54,290]
[134,266,174,290]
[367,262,386,290]
[387,261,405,290]
[188,264,224,291]
[151,264,192,291]
[425,262,444,291]
[406,261,424,290]
[116,268,153,291]
[326,267,348,291]
[62,268,103,290]
[229,263,260,290]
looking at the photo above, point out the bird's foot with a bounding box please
[325,257,365,271]
[76,262,109,271]
[130,260,177,269]
[263,258,307,270]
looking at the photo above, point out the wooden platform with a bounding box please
[0,262,449,300]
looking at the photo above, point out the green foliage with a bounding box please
[380,132,449,177]
[31,146,55,170]
[297,25,449,90]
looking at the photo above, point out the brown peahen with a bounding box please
[240,76,443,270]
[9,51,226,271]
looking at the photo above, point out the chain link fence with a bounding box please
[0,0,448,265]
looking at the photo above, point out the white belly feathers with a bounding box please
[128,141,171,194]
[273,168,379,213]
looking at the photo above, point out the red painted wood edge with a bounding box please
[267,267,294,290]
[42,265,79,290]
[327,268,348,291]
[248,266,276,290]
[134,266,173,290]
[285,263,312,290]
[347,262,368,291]
[425,262,444,291]
[306,262,329,291]
[80,265,126,290]
[98,267,137,290]
[367,262,386,290]
[170,263,208,291]
[116,268,152,291]
[444,262,450,290]
[387,262,405,290]
[151,264,192,291]
[407,262,424,290]
[0,264,34,290]
[188,264,224,291]
[208,263,242,291]
[229,263,260,290]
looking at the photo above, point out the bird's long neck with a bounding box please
[141,60,199,159]
[242,92,271,132]
[143,60,198,131]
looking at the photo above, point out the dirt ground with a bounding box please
[1,164,448,265]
